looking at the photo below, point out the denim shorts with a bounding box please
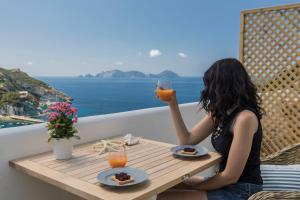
[207,182,262,200]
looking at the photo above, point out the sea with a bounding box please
[0,77,204,129]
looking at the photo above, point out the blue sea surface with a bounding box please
[38,77,204,117]
[0,120,33,129]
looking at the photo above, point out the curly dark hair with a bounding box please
[199,58,263,128]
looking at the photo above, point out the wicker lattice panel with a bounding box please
[240,4,300,160]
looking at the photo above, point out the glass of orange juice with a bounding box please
[107,144,127,168]
[156,80,175,101]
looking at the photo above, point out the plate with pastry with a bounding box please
[171,145,208,158]
[97,167,148,187]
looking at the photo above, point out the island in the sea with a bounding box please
[0,68,71,122]
[79,70,180,79]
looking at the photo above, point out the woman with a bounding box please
[157,58,263,200]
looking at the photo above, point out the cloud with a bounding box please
[138,52,142,56]
[26,61,33,65]
[149,49,161,57]
[178,52,187,58]
[115,61,123,65]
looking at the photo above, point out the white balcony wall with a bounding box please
[0,102,214,200]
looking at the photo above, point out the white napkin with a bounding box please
[124,133,140,146]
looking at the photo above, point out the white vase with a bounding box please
[52,138,73,160]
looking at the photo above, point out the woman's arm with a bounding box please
[189,110,258,190]
[168,95,214,145]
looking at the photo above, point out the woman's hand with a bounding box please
[183,176,205,185]
[173,176,205,190]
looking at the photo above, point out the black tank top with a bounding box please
[211,107,263,185]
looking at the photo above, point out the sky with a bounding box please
[0,0,298,77]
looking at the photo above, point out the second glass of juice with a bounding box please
[107,144,127,168]
[156,80,175,101]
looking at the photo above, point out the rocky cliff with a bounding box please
[0,68,71,116]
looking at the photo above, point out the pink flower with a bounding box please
[47,102,78,125]
[48,112,59,122]
[72,115,78,123]
[65,107,77,117]
[70,107,77,114]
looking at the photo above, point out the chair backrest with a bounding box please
[239,3,300,160]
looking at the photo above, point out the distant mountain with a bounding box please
[80,70,180,79]
[0,68,71,116]
[96,70,146,78]
[149,70,180,79]
[85,73,94,78]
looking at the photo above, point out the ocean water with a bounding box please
[39,77,204,117]
[0,120,33,129]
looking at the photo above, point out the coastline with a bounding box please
[0,115,43,129]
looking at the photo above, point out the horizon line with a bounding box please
[35,75,202,78]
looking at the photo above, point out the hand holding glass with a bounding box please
[156,80,175,101]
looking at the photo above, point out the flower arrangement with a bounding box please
[46,102,79,142]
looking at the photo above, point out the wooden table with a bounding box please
[9,138,221,200]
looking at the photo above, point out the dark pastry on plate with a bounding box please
[180,147,197,155]
[111,172,134,185]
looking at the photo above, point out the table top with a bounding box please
[9,137,221,200]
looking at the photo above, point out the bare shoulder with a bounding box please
[234,110,259,136]
[237,110,258,122]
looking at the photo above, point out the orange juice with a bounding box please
[107,152,127,168]
[156,89,175,101]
